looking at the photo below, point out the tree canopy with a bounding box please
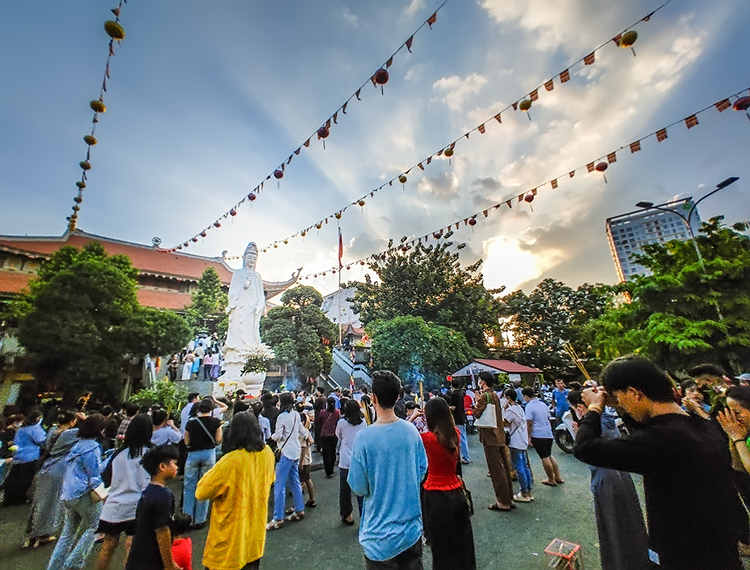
[15,242,190,400]
[185,267,228,337]
[350,240,503,352]
[260,285,337,383]
[586,217,750,374]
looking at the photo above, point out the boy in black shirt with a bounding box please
[126,445,182,570]
[574,356,744,570]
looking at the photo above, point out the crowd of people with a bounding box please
[1,358,750,569]
[167,334,225,383]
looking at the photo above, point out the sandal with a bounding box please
[488,503,511,512]
[542,480,558,487]
[266,519,284,531]
[285,507,295,515]
[305,500,317,508]
[285,511,305,522]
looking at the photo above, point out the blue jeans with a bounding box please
[509,448,532,495]
[273,454,304,521]
[457,424,470,462]
[46,493,102,570]
[184,448,216,524]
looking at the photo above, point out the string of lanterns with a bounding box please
[285,87,750,281]
[244,0,675,256]
[66,0,128,232]
[161,0,450,253]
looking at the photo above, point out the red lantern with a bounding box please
[374,68,389,94]
[192,237,198,243]
[301,230,307,237]
[230,209,237,216]
[433,231,442,239]
[248,193,257,201]
[201,231,207,237]
[734,96,750,121]
[214,221,221,228]
[524,194,534,203]
[596,161,609,183]
[360,261,365,266]
[468,217,477,226]
[274,169,284,180]
[317,127,329,139]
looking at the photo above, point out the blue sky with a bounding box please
[1,0,749,295]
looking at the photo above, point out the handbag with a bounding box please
[458,476,474,516]
[474,392,498,429]
[274,413,297,462]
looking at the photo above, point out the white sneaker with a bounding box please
[513,492,533,503]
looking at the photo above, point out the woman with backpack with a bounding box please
[95,414,154,570]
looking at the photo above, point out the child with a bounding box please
[170,513,193,570]
[125,445,182,570]
[298,412,316,508]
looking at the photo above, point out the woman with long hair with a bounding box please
[267,392,305,530]
[46,413,107,570]
[95,414,154,570]
[2,409,47,506]
[421,397,476,570]
[197,412,274,570]
[360,394,376,425]
[317,396,340,478]
[336,399,366,525]
[25,410,79,548]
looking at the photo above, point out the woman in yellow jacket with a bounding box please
[196,412,275,570]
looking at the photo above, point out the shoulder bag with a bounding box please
[189,417,216,447]
[474,392,498,429]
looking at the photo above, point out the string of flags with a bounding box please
[237,0,676,256]
[161,0,450,253]
[284,86,750,281]
[66,0,128,232]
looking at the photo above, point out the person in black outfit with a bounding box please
[313,387,327,452]
[574,356,744,570]
[448,380,470,464]
[260,393,280,435]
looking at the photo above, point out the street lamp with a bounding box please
[635,176,739,320]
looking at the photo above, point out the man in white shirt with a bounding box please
[523,387,564,487]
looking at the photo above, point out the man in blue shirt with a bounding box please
[552,379,570,424]
[349,370,428,569]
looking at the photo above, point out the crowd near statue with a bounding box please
[218,241,299,396]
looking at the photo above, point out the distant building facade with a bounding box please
[321,286,363,340]
[605,198,700,282]
[0,229,233,311]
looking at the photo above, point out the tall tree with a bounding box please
[499,279,612,378]
[350,240,503,352]
[260,285,337,385]
[15,242,190,400]
[586,217,750,373]
[185,267,228,336]
[369,315,474,390]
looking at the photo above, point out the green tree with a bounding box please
[586,217,750,373]
[368,315,474,390]
[129,379,187,416]
[260,285,337,384]
[123,307,191,357]
[185,267,228,336]
[350,240,503,352]
[499,279,613,379]
[15,242,190,400]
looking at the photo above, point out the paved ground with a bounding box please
[0,434,734,570]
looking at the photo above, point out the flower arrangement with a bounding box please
[240,344,276,375]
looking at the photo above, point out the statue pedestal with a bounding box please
[213,346,266,398]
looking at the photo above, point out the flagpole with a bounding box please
[338,225,343,347]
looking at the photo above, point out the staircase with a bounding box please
[328,346,372,390]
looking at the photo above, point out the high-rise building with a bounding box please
[606,198,700,282]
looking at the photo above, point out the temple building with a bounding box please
[0,229,233,311]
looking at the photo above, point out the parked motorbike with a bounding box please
[554,410,576,454]
[465,407,476,434]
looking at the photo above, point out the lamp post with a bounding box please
[635,176,739,320]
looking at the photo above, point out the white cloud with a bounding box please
[342,7,359,28]
[404,0,426,18]
[433,73,488,112]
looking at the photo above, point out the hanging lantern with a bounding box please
[80,161,92,171]
[360,261,366,266]
[273,169,283,180]
[90,100,106,114]
[192,237,198,243]
[72,205,80,212]
[400,245,408,252]
[248,193,257,201]
[104,20,125,41]
[519,99,532,121]
[301,230,307,237]
[214,221,221,228]
[334,211,342,220]
[274,244,278,248]
[619,30,638,56]
[184,242,189,247]
[524,194,534,203]
[444,147,454,165]
[595,161,609,183]
[201,231,207,237]
[76,181,86,189]
[317,126,330,149]
[433,231,442,239]
[358,199,366,211]
[230,209,237,217]
[734,96,750,121]
[374,68,389,94]
[399,174,408,184]
[74,196,83,203]
[315,222,323,230]
[283,239,288,245]
[468,217,477,227]
[83,135,97,146]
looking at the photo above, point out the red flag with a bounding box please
[630,140,641,153]
[338,228,343,268]
[584,52,595,65]
[405,36,414,52]
[656,128,668,142]
[560,69,571,83]
[427,12,437,27]
[385,57,393,68]
[716,99,731,112]
[569,170,575,178]
[685,115,699,129]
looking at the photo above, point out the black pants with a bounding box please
[320,436,337,477]
[339,467,363,518]
[365,539,422,570]
[1,460,38,506]
[422,488,476,570]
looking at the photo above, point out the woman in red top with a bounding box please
[421,397,476,570]
[317,397,340,478]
